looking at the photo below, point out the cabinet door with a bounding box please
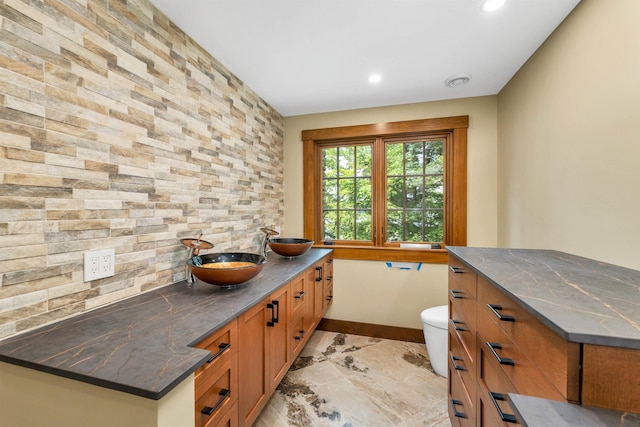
[237,300,268,427]
[267,283,290,395]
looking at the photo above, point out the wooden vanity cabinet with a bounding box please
[448,254,582,427]
[194,253,334,427]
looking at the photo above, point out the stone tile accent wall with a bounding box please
[0,0,284,339]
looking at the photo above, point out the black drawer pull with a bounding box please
[489,392,518,423]
[449,289,464,299]
[486,342,515,366]
[326,295,333,301]
[201,388,231,416]
[449,266,465,274]
[207,342,230,363]
[450,355,466,371]
[294,330,305,340]
[450,319,467,332]
[450,399,466,418]
[315,266,323,282]
[487,304,515,322]
[294,291,306,299]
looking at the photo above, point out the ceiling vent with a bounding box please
[444,73,472,88]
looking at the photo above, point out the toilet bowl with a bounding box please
[421,305,448,377]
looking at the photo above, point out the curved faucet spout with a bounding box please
[260,227,279,258]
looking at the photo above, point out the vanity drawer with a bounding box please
[449,295,476,366]
[449,354,476,427]
[194,319,238,384]
[449,255,477,299]
[449,329,476,405]
[196,355,238,427]
[477,334,519,427]
[290,273,307,313]
[477,276,580,401]
[477,308,565,402]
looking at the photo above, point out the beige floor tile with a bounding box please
[254,331,452,427]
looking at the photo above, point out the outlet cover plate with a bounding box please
[84,249,115,281]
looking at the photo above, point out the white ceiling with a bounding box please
[149,0,580,117]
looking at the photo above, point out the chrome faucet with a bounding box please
[260,227,279,258]
[180,233,213,285]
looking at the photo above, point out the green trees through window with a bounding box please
[321,139,444,244]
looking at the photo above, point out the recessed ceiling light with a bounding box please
[482,0,506,12]
[368,74,382,84]
[444,73,471,88]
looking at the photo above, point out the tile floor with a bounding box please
[254,330,452,427]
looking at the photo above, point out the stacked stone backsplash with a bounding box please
[0,0,284,339]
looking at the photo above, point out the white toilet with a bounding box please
[421,305,449,377]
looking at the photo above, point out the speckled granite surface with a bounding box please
[508,394,640,427]
[0,249,332,400]
[447,247,640,349]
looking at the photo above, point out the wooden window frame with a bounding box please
[303,115,468,263]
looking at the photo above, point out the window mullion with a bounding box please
[372,137,386,246]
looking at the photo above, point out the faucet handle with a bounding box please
[260,227,279,236]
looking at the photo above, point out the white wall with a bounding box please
[498,0,640,270]
[283,97,498,329]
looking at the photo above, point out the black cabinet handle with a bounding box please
[294,330,305,340]
[315,266,323,282]
[267,300,280,327]
[326,295,333,301]
[201,388,231,416]
[294,291,305,299]
[273,300,279,323]
[450,399,466,418]
[487,304,515,322]
[207,342,230,363]
[449,266,465,274]
[327,275,333,282]
[450,289,464,299]
[489,392,518,423]
[450,355,466,371]
[450,319,467,332]
[486,342,515,366]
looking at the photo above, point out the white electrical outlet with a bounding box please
[84,249,115,281]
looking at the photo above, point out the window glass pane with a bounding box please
[386,143,403,176]
[386,176,403,209]
[355,210,372,240]
[386,209,403,241]
[405,141,424,176]
[425,175,443,209]
[404,210,424,242]
[323,178,338,209]
[405,176,424,209]
[356,145,372,176]
[338,146,355,178]
[323,147,337,179]
[355,178,371,209]
[339,178,355,209]
[338,211,354,240]
[425,209,443,242]
[425,140,444,175]
[322,210,337,240]
[385,138,444,244]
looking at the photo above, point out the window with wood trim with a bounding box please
[303,116,468,263]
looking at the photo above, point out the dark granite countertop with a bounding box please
[0,249,332,400]
[508,394,640,427]
[447,247,640,349]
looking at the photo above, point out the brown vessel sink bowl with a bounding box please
[187,252,266,287]
[268,238,314,257]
